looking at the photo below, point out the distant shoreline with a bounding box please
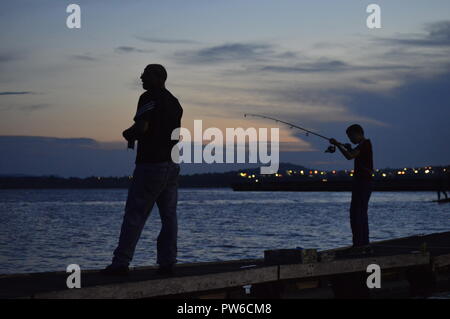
[232,179,446,192]
[1,163,448,191]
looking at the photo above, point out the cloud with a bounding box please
[382,47,450,60]
[135,36,199,44]
[71,54,98,62]
[19,104,51,112]
[175,43,276,63]
[254,60,414,74]
[379,20,450,47]
[115,46,151,54]
[1,104,51,112]
[0,136,98,147]
[0,135,133,177]
[0,91,34,96]
[338,69,450,167]
[235,68,450,168]
[172,22,450,143]
[0,51,24,74]
[0,52,20,63]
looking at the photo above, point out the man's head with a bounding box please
[140,64,167,90]
[346,124,365,144]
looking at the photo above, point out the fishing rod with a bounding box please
[243,113,348,153]
[244,113,330,140]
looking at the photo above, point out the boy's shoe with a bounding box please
[100,264,129,276]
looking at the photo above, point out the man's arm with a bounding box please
[123,94,155,143]
[122,119,149,142]
[329,138,360,160]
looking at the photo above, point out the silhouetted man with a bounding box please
[103,64,183,276]
[330,124,373,247]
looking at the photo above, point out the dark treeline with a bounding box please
[0,172,245,189]
[0,163,307,189]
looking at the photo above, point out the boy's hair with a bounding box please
[144,64,167,85]
[346,124,364,136]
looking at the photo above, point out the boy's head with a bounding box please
[346,124,365,144]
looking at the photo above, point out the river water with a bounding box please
[0,188,449,274]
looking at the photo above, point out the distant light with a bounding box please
[414,170,418,174]
[425,169,430,174]
[322,179,328,182]
[314,170,318,174]
[404,168,407,171]
[255,179,259,183]
[300,170,304,175]
[332,170,336,174]
[350,173,354,177]
[382,173,387,177]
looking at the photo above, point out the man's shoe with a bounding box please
[362,247,375,255]
[100,264,129,276]
[156,264,175,276]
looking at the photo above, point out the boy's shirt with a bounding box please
[354,139,373,181]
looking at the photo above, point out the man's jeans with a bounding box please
[112,161,180,267]
[350,179,372,247]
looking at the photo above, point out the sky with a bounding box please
[1,1,450,176]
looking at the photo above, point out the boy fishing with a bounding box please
[244,115,374,247]
[330,124,373,247]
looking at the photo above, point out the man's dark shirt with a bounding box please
[133,88,183,164]
[354,139,373,181]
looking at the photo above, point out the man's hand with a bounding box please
[122,127,135,142]
[122,120,149,143]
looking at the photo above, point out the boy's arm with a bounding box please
[329,138,360,160]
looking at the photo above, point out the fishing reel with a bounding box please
[325,145,336,153]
